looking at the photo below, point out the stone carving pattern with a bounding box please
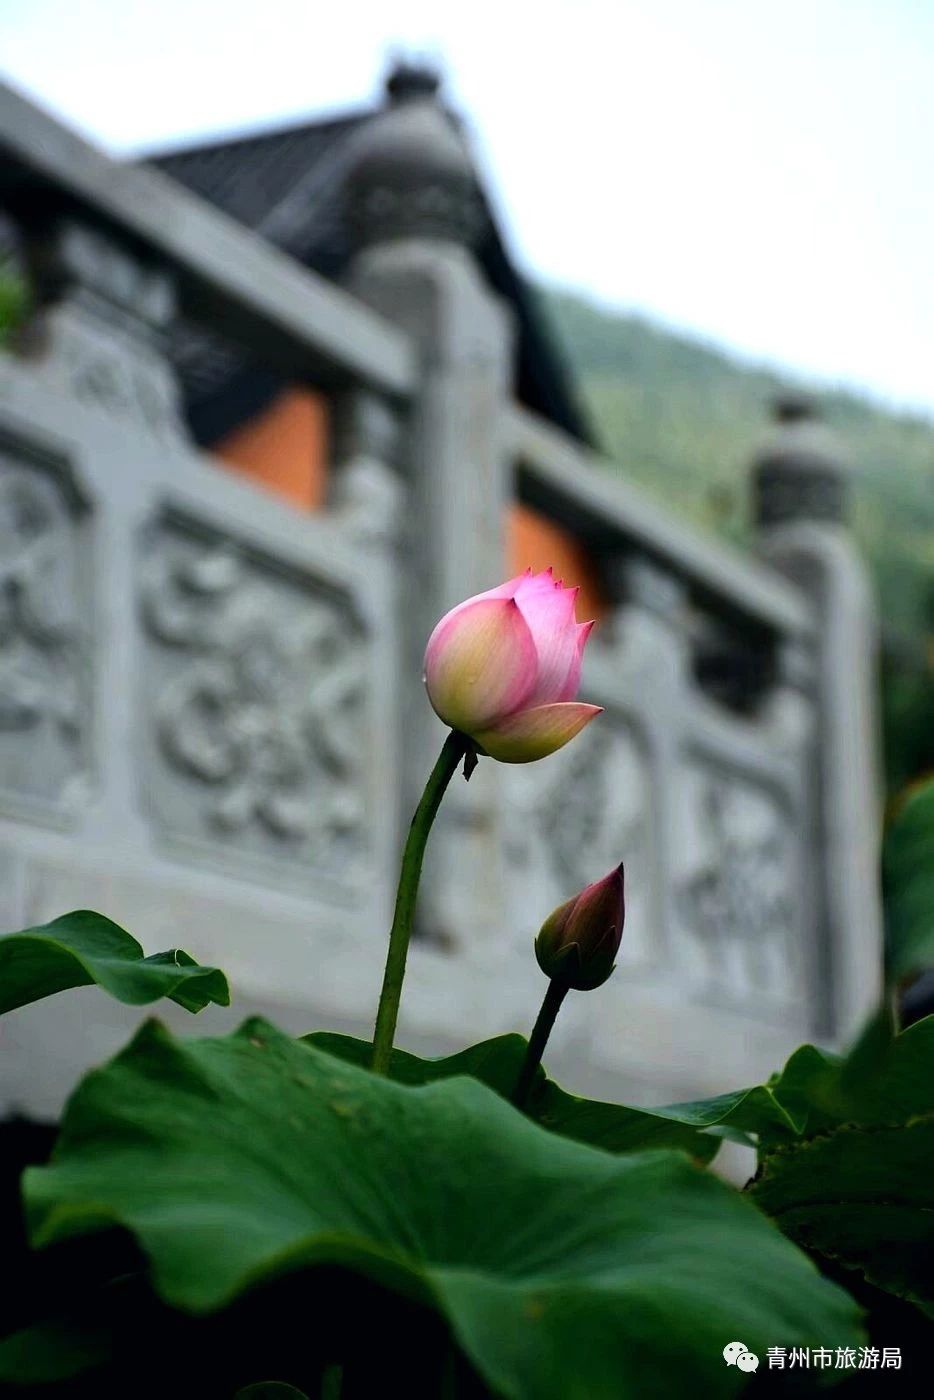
[139,529,368,881]
[503,717,653,969]
[30,307,182,441]
[22,221,183,440]
[0,461,86,807]
[676,769,800,1009]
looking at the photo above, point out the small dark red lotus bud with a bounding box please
[534,864,625,991]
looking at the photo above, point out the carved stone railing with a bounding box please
[0,79,882,1118]
[502,407,878,1097]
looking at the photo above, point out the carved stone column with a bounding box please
[340,65,514,963]
[753,395,883,1039]
[605,556,691,971]
[329,389,405,543]
[328,387,407,934]
[16,217,184,442]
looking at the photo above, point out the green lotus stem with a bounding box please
[321,1364,343,1400]
[371,730,470,1075]
[513,980,569,1109]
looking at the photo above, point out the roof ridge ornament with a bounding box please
[345,62,484,251]
[384,59,442,105]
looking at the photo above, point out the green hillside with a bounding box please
[541,288,934,791]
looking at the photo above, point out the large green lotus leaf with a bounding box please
[752,1118,934,1315]
[688,1012,933,1154]
[25,1018,863,1399]
[760,1013,934,1137]
[304,1030,799,1160]
[308,1017,933,1159]
[747,1015,934,1312]
[0,910,229,1015]
[883,778,934,978]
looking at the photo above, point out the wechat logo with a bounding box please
[723,1342,759,1374]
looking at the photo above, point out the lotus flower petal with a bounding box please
[474,701,604,764]
[564,865,625,944]
[515,579,580,705]
[424,597,538,733]
[551,618,596,704]
[434,569,534,631]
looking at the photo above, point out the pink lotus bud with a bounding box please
[534,864,625,990]
[422,568,602,763]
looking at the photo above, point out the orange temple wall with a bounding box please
[215,389,607,622]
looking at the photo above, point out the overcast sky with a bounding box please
[2,0,932,415]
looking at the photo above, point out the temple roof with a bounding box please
[143,67,593,447]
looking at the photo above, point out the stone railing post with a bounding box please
[340,65,514,955]
[753,395,883,1040]
[13,216,184,442]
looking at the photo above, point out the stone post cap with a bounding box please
[753,393,851,528]
[384,60,443,104]
[345,60,484,250]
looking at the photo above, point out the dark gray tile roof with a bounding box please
[143,105,592,447]
[152,111,367,236]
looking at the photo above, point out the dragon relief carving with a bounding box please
[503,719,651,965]
[0,465,86,804]
[139,534,368,877]
[677,774,799,1005]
